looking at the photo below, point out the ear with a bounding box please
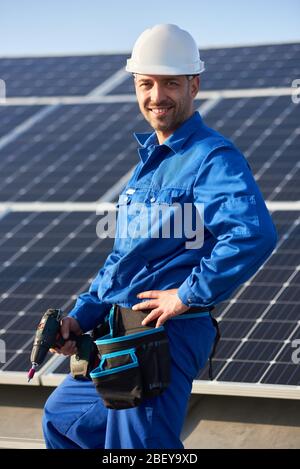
[190,76,200,98]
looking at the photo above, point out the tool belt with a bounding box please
[90,304,171,410]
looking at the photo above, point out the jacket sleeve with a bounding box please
[67,267,112,332]
[177,146,277,308]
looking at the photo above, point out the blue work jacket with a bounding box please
[69,111,277,332]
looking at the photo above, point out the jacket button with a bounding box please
[150,196,156,203]
[126,188,136,195]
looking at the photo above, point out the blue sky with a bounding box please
[0,0,299,56]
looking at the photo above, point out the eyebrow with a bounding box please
[137,77,180,84]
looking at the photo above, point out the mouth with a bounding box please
[147,106,174,117]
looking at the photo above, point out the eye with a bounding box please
[139,82,152,89]
[166,80,179,87]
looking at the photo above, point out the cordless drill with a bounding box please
[28,308,98,382]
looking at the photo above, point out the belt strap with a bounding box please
[187,306,214,314]
[115,305,214,331]
[116,305,213,333]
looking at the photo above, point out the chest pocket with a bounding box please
[115,191,149,251]
[115,194,133,243]
[152,188,190,205]
[151,189,204,249]
[145,188,195,243]
[115,188,196,250]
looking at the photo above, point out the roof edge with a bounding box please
[192,380,300,400]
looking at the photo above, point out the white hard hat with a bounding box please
[126,24,205,76]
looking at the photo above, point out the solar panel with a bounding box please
[196,210,300,387]
[0,97,297,202]
[2,42,298,99]
[0,43,299,396]
[1,210,299,384]
[203,96,300,201]
[0,100,203,202]
[0,105,45,138]
[0,211,114,374]
[0,103,151,201]
[109,42,300,94]
[0,55,125,97]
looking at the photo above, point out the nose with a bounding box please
[150,82,166,104]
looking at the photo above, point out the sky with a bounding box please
[0,0,299,56]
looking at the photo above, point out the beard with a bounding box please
[141,97,191,135]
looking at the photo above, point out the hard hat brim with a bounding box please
[126,59,205,76]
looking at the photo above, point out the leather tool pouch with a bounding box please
[90,305,170,410]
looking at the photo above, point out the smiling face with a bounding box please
[134,74,200,144]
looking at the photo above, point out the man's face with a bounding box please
[134,74,199,142]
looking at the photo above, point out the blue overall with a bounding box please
[43,112,277,448]
[43,315,215,448]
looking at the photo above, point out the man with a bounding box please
[43,24,277,449]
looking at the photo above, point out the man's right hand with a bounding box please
[50,316,83,356]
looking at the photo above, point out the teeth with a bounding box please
[151,108,169,115]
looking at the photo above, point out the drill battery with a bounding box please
[70,333,99,379]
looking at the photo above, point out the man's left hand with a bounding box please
[132,288,189,328]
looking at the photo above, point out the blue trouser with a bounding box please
[43,315,216,449]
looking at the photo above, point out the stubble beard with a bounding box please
[142,98,191,135]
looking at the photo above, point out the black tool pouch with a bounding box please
[90,305,170,410]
